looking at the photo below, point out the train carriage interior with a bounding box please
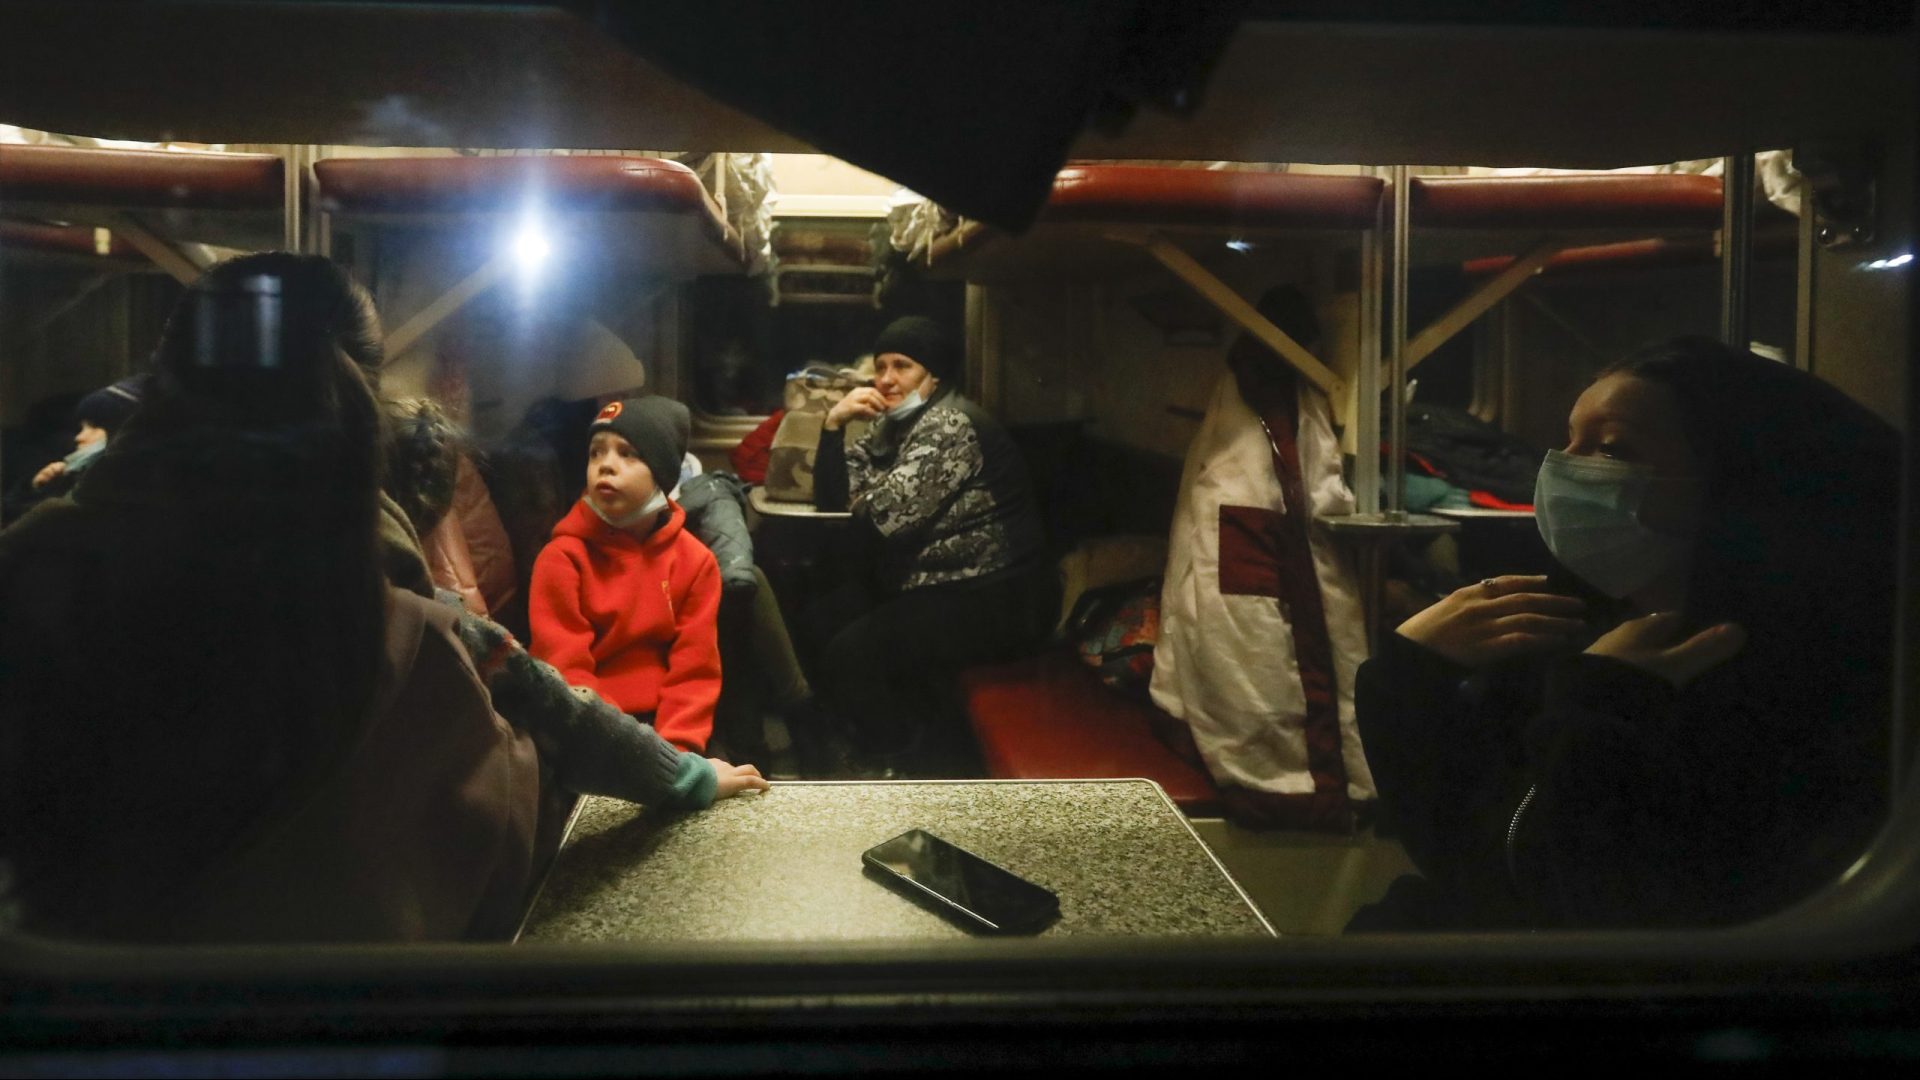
[1,1,1917,1070]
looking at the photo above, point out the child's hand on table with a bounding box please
[709,759,771,799]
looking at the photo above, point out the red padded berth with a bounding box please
[1045,166,1385,231]
[929,165,1386,269]
[1410,174,1725,230]
[0,144,283,211]
[1462,231,1796,278]
[314,155,744,271]
[961,653,1223,816]
[0,219,141,262]
[317,154,733,237]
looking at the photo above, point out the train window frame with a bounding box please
[5,816,1920,1042]
[1,5,1916,1063]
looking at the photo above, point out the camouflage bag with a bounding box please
[763,365,870,504]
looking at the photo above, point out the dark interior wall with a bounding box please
[0,265,176,503]
[0,266,177,427]
[983,241,1335,460]
[1498,258,1800,451]
[1806,133,1915,431]
[3,7,1906,185]
[977,239,1347,550]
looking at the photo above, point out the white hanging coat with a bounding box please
[1150,367,1375,828]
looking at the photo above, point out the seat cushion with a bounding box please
[960,652,1221,815]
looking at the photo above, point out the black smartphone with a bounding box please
[861,829,1060,934]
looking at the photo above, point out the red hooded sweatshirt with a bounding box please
[528,499,721,753]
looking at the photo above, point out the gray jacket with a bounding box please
[677,471,757,597]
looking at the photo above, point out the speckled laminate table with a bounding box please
[518,780,1275,942]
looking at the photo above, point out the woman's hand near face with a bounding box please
[1585,611,1745,687]
[825,387,887,431]
[708,758,770,799]
[1395,574,1588,668]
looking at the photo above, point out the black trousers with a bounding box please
[713,566,811,762]
[814,563,1058,767]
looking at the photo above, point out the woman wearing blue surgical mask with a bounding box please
[1350,337,1899,932]
[808,316,1053,776]
[18,375,149,505]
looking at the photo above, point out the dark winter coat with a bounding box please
[677,470,758,597]
[1351,627,1887,931]
[0,494,541,942]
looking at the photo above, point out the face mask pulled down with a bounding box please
[885,386,928,420]
[588,488,668,531]
[1533,450,1704,599]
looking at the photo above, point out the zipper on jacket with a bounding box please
[1505,782,1538,895]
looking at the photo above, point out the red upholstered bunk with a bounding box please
[1409,174,1725,230]
[0,144,287,265]
[930,169,1756,285]
[929,170,1733,270]
[1048,166,1385,229]
[0,144,284,211]
[0,219,142,265]
[1462,233,1796,279]
[313,155,744,266]
[1421,174,1797,278]
[927,165,1387,271]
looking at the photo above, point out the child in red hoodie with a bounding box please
[529,397,722,753]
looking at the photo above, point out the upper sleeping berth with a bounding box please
[0,219,146,271]
[915,167,1762,283]
[1405,171,1799,268]
[312,154,746,277]
[919,164,1386,283]
[0,143,285,252]
[1460,232,1797,281]
[1409,174,1727,230]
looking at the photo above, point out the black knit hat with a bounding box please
[872,316,956,382]
[73,374,150,436]
[588,395,688,493]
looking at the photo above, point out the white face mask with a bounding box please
[885,386,927,419]
[588,488,668,531]
[1534,450,1704,599]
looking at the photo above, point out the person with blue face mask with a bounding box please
[24,375,148,500]
[1348,337,1899,933]
[807,316,1053,777]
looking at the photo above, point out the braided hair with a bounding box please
[384,397,464,537]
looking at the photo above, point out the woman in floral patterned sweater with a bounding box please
[812,316,1054,773]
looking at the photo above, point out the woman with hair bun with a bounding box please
[0,253,540,943]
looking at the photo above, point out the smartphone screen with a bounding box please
[862,829,1059,934]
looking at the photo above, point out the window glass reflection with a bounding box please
[0,136,1904,947]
